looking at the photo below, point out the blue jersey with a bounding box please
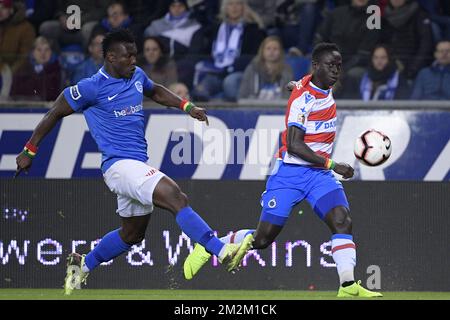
[63,66,154,173]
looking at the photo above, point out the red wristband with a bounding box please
[179,99,193,113]
[25,141,38,153]
[324,158,335,170]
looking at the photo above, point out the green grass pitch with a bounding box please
[1,289,449,300]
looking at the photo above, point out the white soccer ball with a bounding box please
[354,129,392,166]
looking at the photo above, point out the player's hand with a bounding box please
[333,162,354,179]
[189,106,209,126]
[15,152,32,178]
[286,81,298,91]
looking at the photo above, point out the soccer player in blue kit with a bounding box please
[15,29,250,294]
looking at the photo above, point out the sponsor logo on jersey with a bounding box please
[113,104,143,117]
[315,119,336,131]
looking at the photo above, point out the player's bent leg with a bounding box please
[153,176,240,272]
[227,216,286,272]
[252,220,283,249]
[119,215,151,245]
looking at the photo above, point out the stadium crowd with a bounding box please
[0,0,449,102]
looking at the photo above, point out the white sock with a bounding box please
[220,229,254,244]
[331,234,356,285]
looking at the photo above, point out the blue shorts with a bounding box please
[260,160,349,226]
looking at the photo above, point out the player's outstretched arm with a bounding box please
[287,126,354,179]
[145,83,209,125]
[15,93,74,177]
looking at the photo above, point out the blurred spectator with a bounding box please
[247,0,277,31]
[188,0,220,26]
[358,44,410,100]
[239,36,293,100]
[91,1,143,49]
[276,0,322,54]
[191,0,266,101]
[168,82,191,99]
[39,0,109,50]
[384,0,433,80]
[314,0,382,89]
[418,0,450,43]
[143,0,201,59]
[411,40,450,100]
[10,36,61,101]
[126,0,169,32]
[71,33,105,85]
[25,0,57,33]
[0,64,12,100]
[139,37,178,88]
[0,0,36,74]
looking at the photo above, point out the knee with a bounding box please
[120,229,145,245]
[252,236,273,250]
[332,210,352,234]
[168,187,189,213]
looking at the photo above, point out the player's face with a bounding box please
[314,51,342,88]
[111,42,137,79]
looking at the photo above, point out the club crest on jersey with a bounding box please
[268,198,277,208]
[70,85,81,100]
[135,81,143,93]
[304,93,313,104]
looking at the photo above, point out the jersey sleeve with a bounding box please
[141,69,154,92]
[63,78,98,112]
[287,90,315,131]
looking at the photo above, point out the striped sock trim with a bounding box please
[331,243,356,253]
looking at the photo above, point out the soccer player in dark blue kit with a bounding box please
[15,29,251,294]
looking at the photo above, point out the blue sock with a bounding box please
[85,229,131,271]
[176,206,224,256]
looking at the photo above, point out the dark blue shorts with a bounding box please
[260,160,349,226]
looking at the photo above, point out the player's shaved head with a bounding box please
[312,42,340,64]
[102,29,136,59]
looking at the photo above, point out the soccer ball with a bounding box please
[354,129,392,166]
